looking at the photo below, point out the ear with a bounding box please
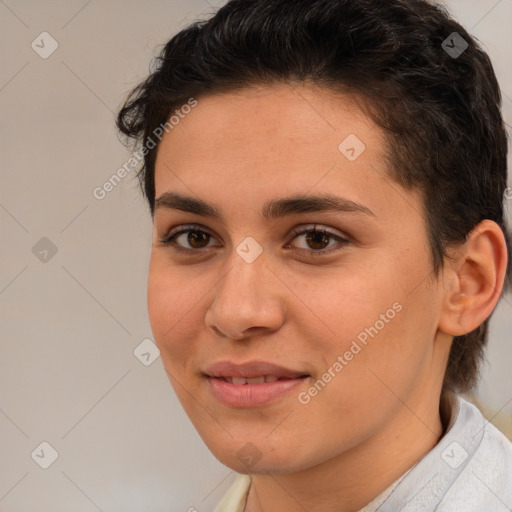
[438,220,508,337]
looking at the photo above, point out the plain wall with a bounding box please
[0,1,510,510]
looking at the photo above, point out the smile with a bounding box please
[221,375,292,384]
[204,361,310,408]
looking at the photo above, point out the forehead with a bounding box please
[153,84,423,225]
[155,85,384,177]
[159,84,377,149]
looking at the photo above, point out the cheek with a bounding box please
[310,270,398,346]
[147,260,198,365]
[308,261,436,391]
[147,268,206,418]
[147,264,172,341]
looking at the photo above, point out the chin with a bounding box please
[201,432,315,475]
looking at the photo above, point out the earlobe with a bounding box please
[438,220,508,337]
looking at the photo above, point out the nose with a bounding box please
[205,252,286,341]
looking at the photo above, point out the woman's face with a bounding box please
[148,84,449,474]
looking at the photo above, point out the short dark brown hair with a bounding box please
[117,0,511,393]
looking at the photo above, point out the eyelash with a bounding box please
[158,224,349,257]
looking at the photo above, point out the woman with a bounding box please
[117,0,512,510]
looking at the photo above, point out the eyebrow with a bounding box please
[154,192,375,220]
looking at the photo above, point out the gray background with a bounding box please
[0,1,511,510]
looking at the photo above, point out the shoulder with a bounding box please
[437,397,512,511]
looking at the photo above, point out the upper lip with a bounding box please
[204,361,309,379]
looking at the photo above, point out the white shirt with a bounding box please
[213,396,512,511]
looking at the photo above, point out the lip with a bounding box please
[204,360,308,379]
[203,360,310,408]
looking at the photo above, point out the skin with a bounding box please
[147,84,508,511]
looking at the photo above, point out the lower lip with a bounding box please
[207,377,308,408]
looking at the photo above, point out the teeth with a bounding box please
[226,375,282,385]
[246,376,266,384]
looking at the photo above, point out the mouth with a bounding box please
[203,361,310,408]
[218,375,296,384]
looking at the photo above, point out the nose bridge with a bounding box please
[222,230,270,291]
[220,247,269,309]
[206,245,285,339]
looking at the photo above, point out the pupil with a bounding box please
[307,231,328,250]
[189,231,209,248]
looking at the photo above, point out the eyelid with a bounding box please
[159,223,219,249]
[162,223,214,240]
[158,223,349,255]
[286,224,349,255]
[288,224,346,240]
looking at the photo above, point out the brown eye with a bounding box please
[305,230,331,250]
[288,225,349,255]
[160,225,217,252]
[186,230,211,249]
